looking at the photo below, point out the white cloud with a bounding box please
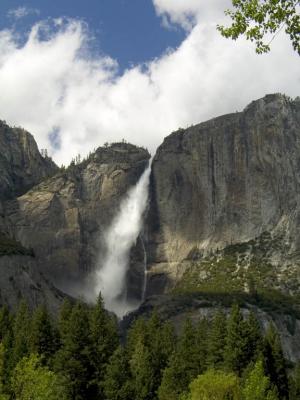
[0,7,299,166]
[152,0,231,29]
[7,6,40,20]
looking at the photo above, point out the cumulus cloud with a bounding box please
[152,0,231,29]
[0,5,299,166]
[7,6,40,20]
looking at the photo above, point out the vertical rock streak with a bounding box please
[94,162,151,317]
[141,238,148,302]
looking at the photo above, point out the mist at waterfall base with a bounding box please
[91,163,151,318]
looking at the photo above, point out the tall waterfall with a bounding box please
[93,162,151,318]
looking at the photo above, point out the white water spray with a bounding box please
[93,162,151,318]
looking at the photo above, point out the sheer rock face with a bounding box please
[146,94,300,294]
[0,255,66,315]
[3,143,150,295]
[0,121,58,201]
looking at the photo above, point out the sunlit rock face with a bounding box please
[0,121,58,201]
[2,141,150,297]
[146,94,300,295]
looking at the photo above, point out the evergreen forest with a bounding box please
[0,296,299,400]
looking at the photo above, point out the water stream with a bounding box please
[93,161,151,318]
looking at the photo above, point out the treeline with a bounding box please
[0,298,299,400]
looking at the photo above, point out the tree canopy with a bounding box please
[218,0,300,54]
[0,301,294,400]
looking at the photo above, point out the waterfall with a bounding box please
[141,238,148,302]
[93,161,151,318]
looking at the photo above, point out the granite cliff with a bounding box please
[0,122,150,310]
[0,123,63,313]
[1,93,300,360]
[145,94,300,300]
[132,93,300,362]
[0,121,58,201]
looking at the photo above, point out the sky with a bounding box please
[0,0,299,165]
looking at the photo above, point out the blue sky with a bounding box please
[0,1,298,165]
[0,0,185,71]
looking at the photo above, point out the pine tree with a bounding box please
[0,306,13,388]
[289,362,300,400]
[126,317,148,355]
[158,353,185,400]
[224,304,249,375]
[130,337,154,400]
[89,293,119,398]
[125,312,176,400]
[103,346,133,400]
[11,301,31,369]
[158,319,202,400]
[0,307,11,342]
[263,323,289,399]
[30,305,57,362]
[0,343,9,400]
[145,312,176,395]
[207,310,226,369]
[243,311,263,363]
[54,301,93,400]
[195,318,209,370]
[178,319,204,380]
[58,299,73,340]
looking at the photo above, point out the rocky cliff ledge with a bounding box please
[2,142,150,296]
[0,121,58,201]
[146,94,300,298]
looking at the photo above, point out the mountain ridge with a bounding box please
[1,93,300,361]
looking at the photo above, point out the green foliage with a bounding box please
[206,310,226,369]
[29,305,57,361]
[11,301,31,369]
[158,319,204,400]
[130,337,154,400]
[174,234,300,319]
[289,362,300,400]
[242,359,278,400]
[11,354,69,400]
[127,312,176,400]
[103,346,133,400]
[145,313,176,393]
[263,323,289,399]
[0,344,9,400]
[88,293,119,397]
[0,307,11,342]
[185,370,240,400]
[224,305,250,375]
[0,300,294,400]
[54,301,93,399]
[242,311,263,364]
[57,299,73,339]
[218,0,300,54]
